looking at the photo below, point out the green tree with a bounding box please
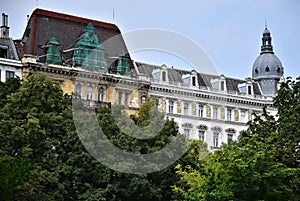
[0,74,208,200]
[0,74,68,200]
[0,76,21,107]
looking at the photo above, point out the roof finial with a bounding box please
[265,19,267,29]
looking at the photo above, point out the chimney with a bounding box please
[1,13,10,38]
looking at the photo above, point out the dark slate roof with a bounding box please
[22,9,131,67]
[0,37,20,60]
[13,39,24,59]
[136,62,262,95]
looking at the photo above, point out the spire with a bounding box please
[261,24,273,54]
[265,19,267,29]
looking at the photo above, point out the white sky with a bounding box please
[1,0,300,79]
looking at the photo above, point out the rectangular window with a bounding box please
[124,93,129,106]
[227,108,232,121]
[118,92,123,105]
[184,129,190,137]
[168,100,174,113]
[198,104,204,117]
[240,110,246,122]
[248,85,252,95]
[198,131,204,141]
[192,76,196,86]
[5,71,15,80]
[162,71,166,81]
[98,88,104,102]
[213,106,218,119]
[87,92,93,100]
[220,81,225,91]
[0,46,8,58]
[227,134,233,143]
[213,132,219,148]
[183,103,189,115]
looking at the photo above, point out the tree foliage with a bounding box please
[0,74,202,200]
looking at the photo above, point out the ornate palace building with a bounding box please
[1,9,284,150]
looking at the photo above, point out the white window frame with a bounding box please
[213,132,219,148]
[213,106,218,119]
[198,104,204,117]
[227,108,232,121]
[168,100,174,113]
[183,102,189,115]
[184,129,190,137]
[198,130,205,141]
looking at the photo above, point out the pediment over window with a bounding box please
[182,122,193,128]
[225,128,236,133]
[211,126,222,132]
[197,124,208,131]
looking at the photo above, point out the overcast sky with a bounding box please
[2,0,300,79]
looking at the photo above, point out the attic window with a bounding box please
[162,71,166,81]
[220,81,225,91]
[192,76,196,86]
[0,45,8,58]
[248,85,252,95]
[277,67,281,73]
[265,66,270,72]
[255,68,258,74]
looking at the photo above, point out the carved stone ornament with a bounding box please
[182,122,193,129]
[211,126,222,132]
[197,124,208,131]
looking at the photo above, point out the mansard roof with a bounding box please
[21,9,131,67]
[0,37,20,60]
[136,62,262,96]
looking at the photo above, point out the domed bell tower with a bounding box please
[252,25,284,97]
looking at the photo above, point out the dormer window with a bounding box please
[160,64,168,82]
[0,45,8,58]
[190,70,198,87]
[220,80,225,91]
[219,74,226,91]
[192,76,196,86]
[247,85,252,95]
[162,71,166,81]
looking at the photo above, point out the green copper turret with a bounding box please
[116,50,131,76]
[46,37,62,65]
[72,23,107,69]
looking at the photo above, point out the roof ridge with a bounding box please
[32,8,119,31]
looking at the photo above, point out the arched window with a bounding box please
[87,86,93,100]
[75,84,82,98]
[98,87,104,102]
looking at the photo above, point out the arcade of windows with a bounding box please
[74,84,105,103]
